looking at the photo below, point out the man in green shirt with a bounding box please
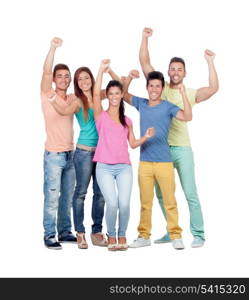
[139,27,219,248]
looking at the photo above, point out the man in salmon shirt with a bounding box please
[139,28,219,248]
[41,37,76,249]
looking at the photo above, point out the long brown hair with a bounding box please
[74,67,95,122]
[106,80,127,128]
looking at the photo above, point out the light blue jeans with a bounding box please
[96,163,133,238]
[43,150,75,239]
[155,146,205,240]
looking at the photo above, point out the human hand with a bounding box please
[100,59,111,72]
[204,49,215,62]
[143,27,153,38]
[178,83,186,95]
[129,70,140,79]
[145,127,155,138]
[47,90,57,102]
[51,37,63,48]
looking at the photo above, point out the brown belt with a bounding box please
[76,144,96,152]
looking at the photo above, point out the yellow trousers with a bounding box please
[138,161,182,240]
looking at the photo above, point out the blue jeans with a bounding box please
[72,148,105,233]
[96,163,133,238]
[43,150,75,239]
[155,146,205,240]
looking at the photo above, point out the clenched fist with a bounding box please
[143,27,153,38]
[51,37,63,48]
[129,70,140,79]
[204,49,215,62]
[145,127,155,138]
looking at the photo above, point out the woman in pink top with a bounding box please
[93,59,154,251]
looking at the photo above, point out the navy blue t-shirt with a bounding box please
[132,96,180,162]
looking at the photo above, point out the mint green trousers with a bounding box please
[155,146,205,240]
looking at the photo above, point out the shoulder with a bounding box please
[125,115,132,126]
[132,95,148,104]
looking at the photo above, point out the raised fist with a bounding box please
[178,83,186,94]
[145,127,155,138]
[143,27,153,38]
[100,59,111,72]
[204,49,215,61]
[129,70,140,79]
[51,37,63,48]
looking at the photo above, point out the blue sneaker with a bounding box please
[154,233,171,244]
[191,237,205,248]
[44,236,62,250]
[58,232,77,243]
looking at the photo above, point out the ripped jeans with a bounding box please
[43,150,75,239]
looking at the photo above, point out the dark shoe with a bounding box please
[58,232,77,243]
[44,236,62,250]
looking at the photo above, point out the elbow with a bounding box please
[185,114,192,121]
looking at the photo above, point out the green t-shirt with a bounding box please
[75,107,98,147]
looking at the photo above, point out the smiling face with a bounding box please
[53,69,71,91]
[168,62,186,85]
[107,86,123,107]
[146,79,163,101]
[77,71,92,93]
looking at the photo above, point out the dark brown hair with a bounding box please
[74,67,95,122]
[169,57,186,71]
[106,80,127,128]
[53,64,70,78]
[146,71,165,88]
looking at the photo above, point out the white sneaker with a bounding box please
[129,237,151,248]
[191,237,205,248]
[172,239,185,250]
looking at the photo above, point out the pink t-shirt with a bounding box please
[93,111,132,164]
[41,90,74,152]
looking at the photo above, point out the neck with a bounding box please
[148,97,161,107]
[169,81,183,89]
[55,88,67,100]
[83,90,92,99]
[107,105,119,115]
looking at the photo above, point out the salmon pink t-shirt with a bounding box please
[93,111,132,164]
[41,90,74,152]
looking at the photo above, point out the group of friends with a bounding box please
[41,28,218,251]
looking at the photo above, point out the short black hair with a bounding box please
[146,71,165,88]
[169,57,186,70]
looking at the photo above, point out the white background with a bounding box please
[0,0,249,277]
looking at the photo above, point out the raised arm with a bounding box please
[100,67,122,99]
[195,49,219,103]
[41,37,62,93]
[47,91,81,115]
[93,59,110,119]
[139,27,155,78]
[123,70,140,105]
[175,84,192,121]
[128,124,155,149]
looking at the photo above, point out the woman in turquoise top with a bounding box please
[50,66,119,249]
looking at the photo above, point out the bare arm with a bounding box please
[41,37,63,93]
[139,28,155,78]
[175,84,192,121]
[196,49,219,103]
[47,92,81,115]
[128,124,155,149]
[93,59,110,119]
[123,70,140,105]
[100,67,122,99]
